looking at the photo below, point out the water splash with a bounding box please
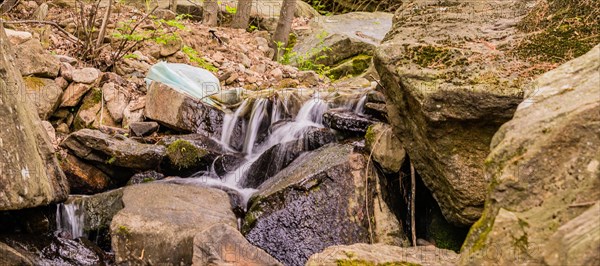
[220,99,249,150]
[56,201,85,239]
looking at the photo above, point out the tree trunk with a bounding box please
[272,0,296,61]
[203,0,219,26]
[231,0,253,29]
[169,0,177,12]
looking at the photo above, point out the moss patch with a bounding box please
[23,76,47,91]
[515,0,600,65]
[327,54,372,80]
[166,139,208,169]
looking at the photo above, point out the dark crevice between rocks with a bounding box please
[379,156,468,252]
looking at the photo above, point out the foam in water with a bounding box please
[56,201,85,239]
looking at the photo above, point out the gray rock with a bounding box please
[4,28,32,45]
[128,170,164,185]
[71,67,101,84]
[293,12,392,67]
[23,77,63,119]
[110,183,237,265]
[60,129,166,170]
[14,38,60,78]
[365,123,405,173]
[129,121,160,137]
[374,0,532,226]
[243,144,394,265]
[102,82,130,122]
[460,45,600,265]
[323,110,375,134]
[0,26,69,211]
[145,81,225,135]
[192,224,282,266]
[306,244,458,266]
[60,83,92,107]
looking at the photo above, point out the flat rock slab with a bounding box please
[111,183,237,265]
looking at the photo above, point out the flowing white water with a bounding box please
[56,201,85,239]
[243,99,269,154]
[354,95,367,114]
[220,99,250,149]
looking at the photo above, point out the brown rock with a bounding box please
[59,153,111,194]
[60,83,91,107]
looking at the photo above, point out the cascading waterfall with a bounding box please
[354,95,367,114]
[220,99,250,149]
[242,99,269,154]
[56,201,85,239]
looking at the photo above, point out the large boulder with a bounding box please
[0,241,33,266]
[59,153,111,194]
[145,81,224,135]
[23,77,63,120]
[293,12,392,68]
[13,38,61,78]
[0,25,69,211]
[243,144,405,265]
[306,243,458,266]
[110,183,237,265]
[60,129,165,170]
[459,45,600,265]
[192,224,282,266]
[374,0,535,226]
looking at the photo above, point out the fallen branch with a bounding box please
[569,201,597,208]
[3,19,81,44]
[410,161,416,247]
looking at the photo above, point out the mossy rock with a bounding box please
[166,139,208,170]
[327,54,372,80]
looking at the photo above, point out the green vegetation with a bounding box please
[166,140,208,169]
[278,31,333,78]
[182,45,218,72]
[116,225,130,236]
[515,0,599,65]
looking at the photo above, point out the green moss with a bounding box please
[364,125,377,148]
[166,139,208,169]
[326,54,372,80]
[80,88,102,111]
[116,225,130,236]
[515,0,600,64]
[23,76,46,90]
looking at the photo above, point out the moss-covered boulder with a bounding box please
[459,45,600,265]
[243,144,406,265]
[374,0,539,226]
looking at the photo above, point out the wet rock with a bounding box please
[60,83,92,107]
[129,121,160,137]
[323,110,375,134]
[128,170,165,185]
[65,189,124,249]
[22,77,63,120]
[14,38,60,78]
[61,129,166,170]
[71,68,100,84]
[294,12,392,68]
[59,153,111,194]
[243,144,384,265]
[0,26,69,211]
[145,81,225,135]
[0,241,33,266]
[374,0,531,226]
[193,224,282,266]
[102,82,130,122]
[365,123,405,173]
[364,102,387,121]
[305,127,337,150]
[306,244,458,266]
[0,234,112,266]
[460,45,600,265]
[110,183,237,265]
[243,140,306,189]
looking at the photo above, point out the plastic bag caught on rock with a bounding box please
[146,62,221,106]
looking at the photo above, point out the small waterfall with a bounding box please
[271,98,282,125]
[354,95,367,114]
[56,201,85,239]
[220,99,250,149]
[243,99,269,154]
